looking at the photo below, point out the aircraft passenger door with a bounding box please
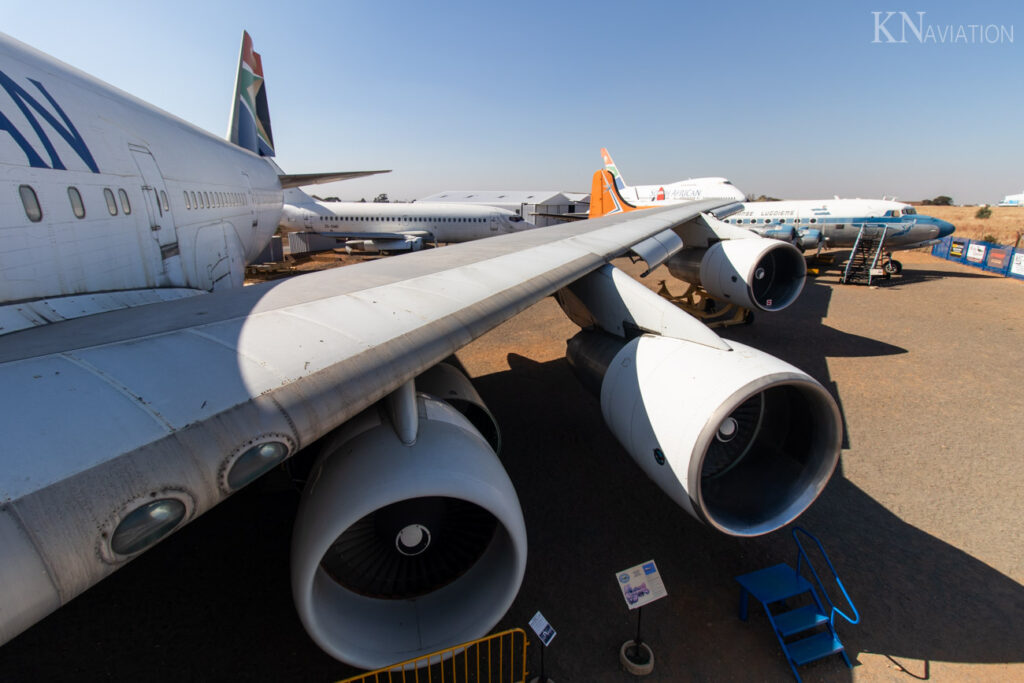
[490,214,499,232]
[240,172,258,229]
[129,146,184,285]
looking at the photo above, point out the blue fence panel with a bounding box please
[932,236,1023,280]
[983,245,1013,275]
[947,237,970,263]
[931,236,952,259]
[964,241,989,267]
[1009,249,1024,281]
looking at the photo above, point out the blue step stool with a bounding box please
[735,528,859,682]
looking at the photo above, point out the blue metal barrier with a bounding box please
[933,236,1024,280]
[931,237,952,259]
[1011,252,1024,281]
[984,245,1013,275]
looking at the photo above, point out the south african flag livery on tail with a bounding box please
[228,31,275,157]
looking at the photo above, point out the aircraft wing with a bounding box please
[278,169,391,188]
[0,197,727,645]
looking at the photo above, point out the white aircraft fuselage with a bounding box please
[615,177,746,204]
[600,147,746,205]
[0,33,282,322]
[279,188,531,246]
[720,198,955,251]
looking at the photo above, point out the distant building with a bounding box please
[418,190,590,227]
[998,191,1024,207]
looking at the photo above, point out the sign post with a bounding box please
[528,611,556,683]
[615,560,667,676]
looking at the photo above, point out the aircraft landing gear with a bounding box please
[883,258,902,275]
[655,281,754,329]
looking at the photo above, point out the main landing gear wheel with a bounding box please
[884,259,903,275]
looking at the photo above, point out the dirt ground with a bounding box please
[1,250,1021,682]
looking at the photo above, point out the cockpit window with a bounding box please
[510,215,523,222]
[723,180,734,185]
[884,210,895,217]
[904,207,916,215]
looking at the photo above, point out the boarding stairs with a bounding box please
[735,527,859,682]
[841,224,889,284]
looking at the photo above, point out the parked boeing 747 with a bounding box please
[601,147,747,203]
[0,31,841,668]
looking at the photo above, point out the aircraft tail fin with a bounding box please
[600,147,627,192]
[588,169,640,218]
[227,31,275,157]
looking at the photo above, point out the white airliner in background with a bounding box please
[601,147,747,204]
[0,30,842,669]
[280,187,532,251]
[597,154,955,273]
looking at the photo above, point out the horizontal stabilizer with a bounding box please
[533,211,588,222]
[279,170,391,188]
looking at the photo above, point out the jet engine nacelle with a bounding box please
[666,238,806,311]
[567,331,841,536]
[291,390,526,669]
[797,229,822,251]
[345,235,425,253]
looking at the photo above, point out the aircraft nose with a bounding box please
[936,219,955,238]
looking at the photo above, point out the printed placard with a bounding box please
[529,611,556,647]
[967,243,987,263]
[1011,253,1024,276]
[616,560,667,610]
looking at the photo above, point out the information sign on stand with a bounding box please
[616,560,668,610]
[529,611,556,646]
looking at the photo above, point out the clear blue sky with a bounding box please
[5,0,1022,204]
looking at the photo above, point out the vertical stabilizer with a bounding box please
[227,31,275,156]
[588,170,639,219]
[600,148,626,191]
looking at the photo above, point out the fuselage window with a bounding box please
[203,191,210,208]
[104,188,119,215]
[184,191,191,209]
[19,185,42,222]
[118,188,132,214]
[810,218,817,223]
[67,187,86,218]
[160,190,169,212]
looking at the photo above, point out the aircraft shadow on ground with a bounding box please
[471,355,1024,680]
[811,263,998,287]
[467,285,1022,679]
[720,280,906,451]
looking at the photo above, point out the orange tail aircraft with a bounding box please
[588,169,644,218]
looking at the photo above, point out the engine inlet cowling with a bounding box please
[568,331,841,536]
[666,238,806,311]
[291,396,526,669]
